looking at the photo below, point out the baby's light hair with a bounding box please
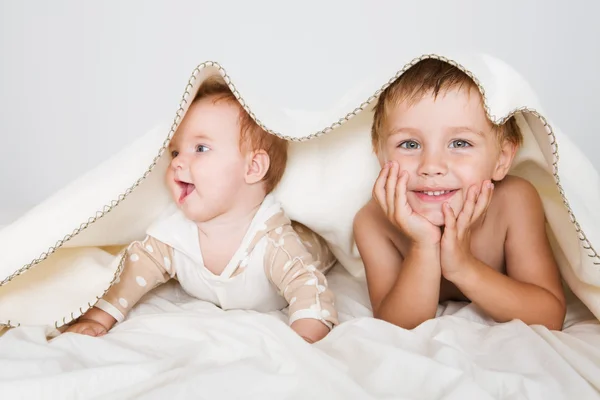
[371,58,523,153]
[193,77,288,194]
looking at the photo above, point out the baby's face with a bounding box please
[380,88,505,226]
[166,96,247,222]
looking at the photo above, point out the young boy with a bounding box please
[353,59,566,331]
[66,77,338,343]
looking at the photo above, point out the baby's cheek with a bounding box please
[164,168,174,182]
[164,172,178,198]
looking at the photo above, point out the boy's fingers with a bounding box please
[373,162,390,213]
[457,185,477,233]
[473,181,494,222]
[385,162,400,218]
[443,202,457,234]
[395,170,410,214]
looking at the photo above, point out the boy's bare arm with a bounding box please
[448,179,566,330]
[354,204,441,329]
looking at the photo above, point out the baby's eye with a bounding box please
[196,145,210,153]
[449,140,471,149]
[170,150,179,158]
[399,140,421,150]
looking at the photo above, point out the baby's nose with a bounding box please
[170,154,189,170]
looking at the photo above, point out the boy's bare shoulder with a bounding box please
[493,175,544,218]
[354,199,389,234]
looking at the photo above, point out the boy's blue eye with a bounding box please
[171,150,179,158]
[449,140,471,148]
[399,140,420,150]
[196,145,210,153]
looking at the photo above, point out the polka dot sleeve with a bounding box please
[95,236,175,322]
[263,225,339,329]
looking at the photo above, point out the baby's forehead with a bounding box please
[168,124,242,149]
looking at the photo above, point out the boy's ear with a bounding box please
[245,150,270,185]
[492,140,518,181]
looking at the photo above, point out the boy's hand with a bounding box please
[441,181,494,281]
[373,161,441,246]
[65,320,108,337]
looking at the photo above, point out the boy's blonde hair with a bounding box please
[193,77,288,194]
[371,58,523,152]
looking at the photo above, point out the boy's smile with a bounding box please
[412,188,458,203]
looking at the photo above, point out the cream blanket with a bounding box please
[1,53,600,399]
[1,267,599,399]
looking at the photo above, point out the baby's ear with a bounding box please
[246,149,270,185]
[492,139,518,181]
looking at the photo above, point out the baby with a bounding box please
[66,77,338,343]
[354,59,566,330]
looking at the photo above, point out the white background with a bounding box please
[1,0,599,224]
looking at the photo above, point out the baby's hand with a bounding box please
[291,319,330,344]
[65,320,108,337]
[373,161,441,246]
[441,181,494,281]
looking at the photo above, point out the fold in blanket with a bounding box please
[1,53,599,329]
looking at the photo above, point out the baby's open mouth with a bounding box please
[176,180,195,203]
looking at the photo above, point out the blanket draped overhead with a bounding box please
[1,53,599,329]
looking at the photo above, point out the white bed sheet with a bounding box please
[1,265,599,400]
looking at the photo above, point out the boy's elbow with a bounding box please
[541,291,566,331]
[523,299,566,331]
[373,306,423,330]
[540,316,564,331]
[544,302,566,331]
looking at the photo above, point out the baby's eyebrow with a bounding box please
[192,133,212,142]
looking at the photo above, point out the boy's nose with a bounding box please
[418,151,448,177]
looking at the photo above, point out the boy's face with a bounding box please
[379,87,511,226]
[166,96,248,222]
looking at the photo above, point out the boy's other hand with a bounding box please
[440,181,494,281]
[373,161,441,246]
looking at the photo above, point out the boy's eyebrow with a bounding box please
[388,126,486,138]
[447,126,485,137]
[387,127,422,136]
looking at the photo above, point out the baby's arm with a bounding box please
[449,179,566,330]
[265,225,338,343]
[66,236,174,336]
[354,203,441,329]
